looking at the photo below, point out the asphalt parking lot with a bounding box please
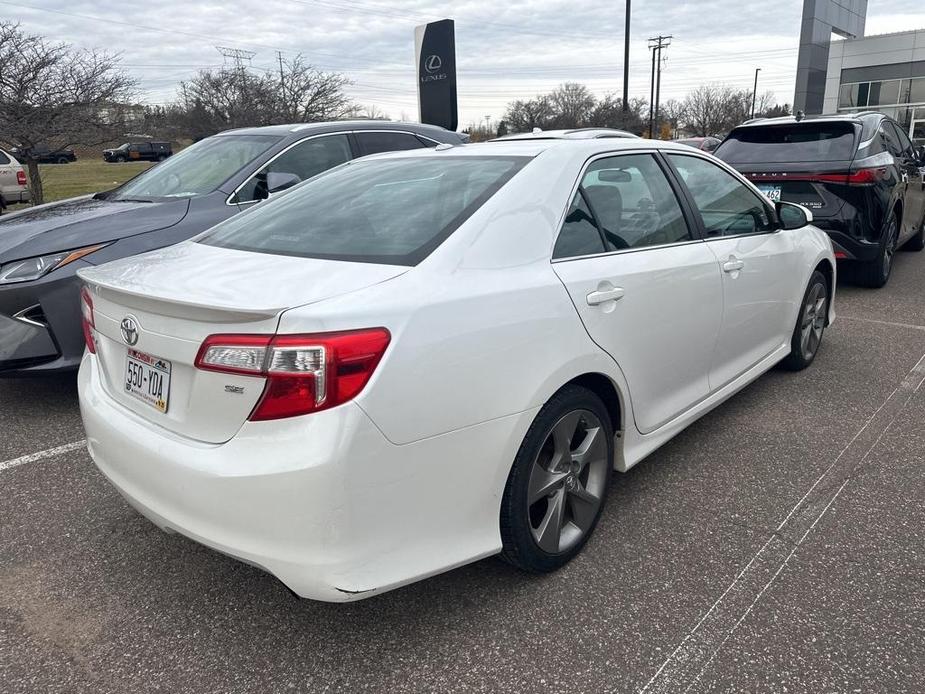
[2,254,924,694]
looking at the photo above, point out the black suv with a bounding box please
[103,141,173,162]
[715,112,925,287]
[10,144,77,164]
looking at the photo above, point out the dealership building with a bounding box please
[821,28,925,144]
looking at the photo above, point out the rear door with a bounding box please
[886,121,925,237]
[551,151,723,434]
[666,153,802,388]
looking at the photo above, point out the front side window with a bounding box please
[356,131,430,156]
[668,154,774,237]
[201,156,527,266]
[231,134,352,204]
[110,134,280,200]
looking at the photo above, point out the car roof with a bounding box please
[734,111,885,129]
[492,128,639,141]
[361,137,696,160]
[216,120,460,140]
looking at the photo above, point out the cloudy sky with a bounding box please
[5,0,925,127]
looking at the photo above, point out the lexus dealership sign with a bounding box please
[414,19,458,131]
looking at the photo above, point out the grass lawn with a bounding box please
[11,159,154,208]
[38,159,154,201]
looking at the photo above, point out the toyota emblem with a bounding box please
[120,316,139,346]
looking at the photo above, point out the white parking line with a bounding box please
[0,440,87,473]
[640,352,925,693]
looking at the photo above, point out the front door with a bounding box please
[551,152,723,434]
[665,153,803,389]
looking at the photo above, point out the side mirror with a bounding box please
[266,171,301,196]
[776,201,812,230]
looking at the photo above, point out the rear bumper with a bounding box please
[1,188,30,204]
[812,218,881,263]
[78,353,534,601]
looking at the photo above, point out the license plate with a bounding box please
[757,185,782,202]
[124,348,171,413]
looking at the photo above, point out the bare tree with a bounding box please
[274,54,352,123]
[0,22,136,203]
[503,96,555,133]
[588,94,648,133]
[659,99,687,138]
[174,54,352,138]
[549,82,596,129]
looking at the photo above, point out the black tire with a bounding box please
[156,154,166,162]
[780,270,828,371]
[902,214,925,252]
[55,156,68,164]
[500,384,613,573]
[858,213,899,288]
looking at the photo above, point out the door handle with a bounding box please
[722,259,744,273]
[586,287,625,305]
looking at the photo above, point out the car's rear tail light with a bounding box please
[80,286,96,354]
[195,328,391,421]
[748,170,888,185]
[16,170,27,186]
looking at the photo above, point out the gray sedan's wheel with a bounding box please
[781,270,828,371]
[500,385,612,573]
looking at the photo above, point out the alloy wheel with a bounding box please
[800,281,827,360]
[527,409,609,554]
[882,219,898,278]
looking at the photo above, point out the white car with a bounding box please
[77,139,835,602]
[0,148,30,207]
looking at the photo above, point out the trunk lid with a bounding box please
[717,120,860,218]
[79,242,407,443]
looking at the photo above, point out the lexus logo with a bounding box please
[424,54,442,73]
[120,316,139,346]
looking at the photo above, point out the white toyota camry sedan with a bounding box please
[77,138,835,601]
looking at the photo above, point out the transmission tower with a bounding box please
[215,46,256,68]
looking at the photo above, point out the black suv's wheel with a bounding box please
[902,214,925,252]
[858,213,899,288]
[55,156,69,164]
[781,270,828,371]
[500,384,613,573]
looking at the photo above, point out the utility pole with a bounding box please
[648,45,656,138]
[622,0,631,113]
[277,51,287,117]
[751,67,761,118]
[648,35,671,139]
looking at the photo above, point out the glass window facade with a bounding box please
[838,77,925,143]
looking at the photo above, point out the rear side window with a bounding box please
[201,156,527,266]
[716,123,857,163]
[356,132,430,156]
[0,151,10,165]
[554,192,606,258]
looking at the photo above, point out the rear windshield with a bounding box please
[199,155,528,266]
[715,123,857,163]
